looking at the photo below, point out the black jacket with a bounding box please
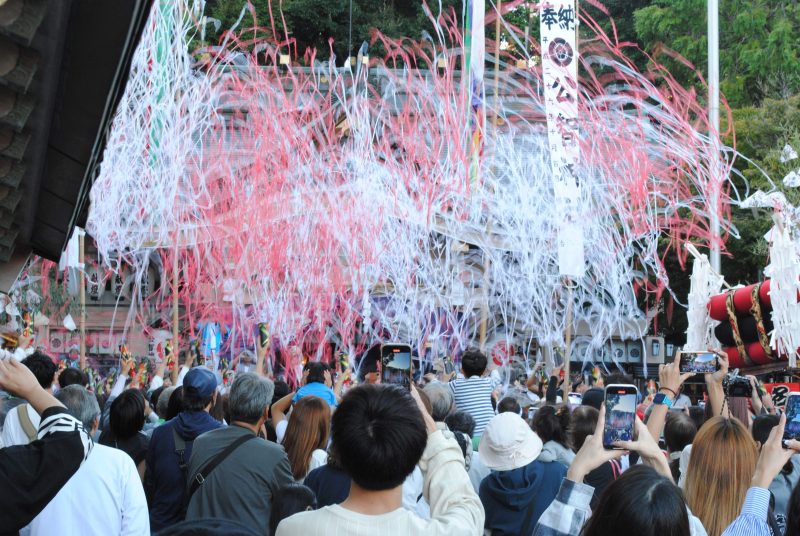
[0,406,93,535]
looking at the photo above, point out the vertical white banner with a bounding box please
[540,1,585,278]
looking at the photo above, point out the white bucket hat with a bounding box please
[479,412,543,471]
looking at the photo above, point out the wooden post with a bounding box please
[79,231,86,370]
[479,222,493,352]
[564,280,574,386]
[492,0,502,125]
[171,248,180,384]
[480,1,503,352]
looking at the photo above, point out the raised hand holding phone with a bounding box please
[568,405,625,483]
[782,393,800,446]
[614,417,672,480]
[410,384,437,435]
[380,343,412,390]
[602,384,638,449]
[677,350,718,374]
[755,414,800,488]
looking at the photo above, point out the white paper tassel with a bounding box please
[764,222,800,367]
[684,245,724,351]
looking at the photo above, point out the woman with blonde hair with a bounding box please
[684,416,758,536]
[282,395,331,482]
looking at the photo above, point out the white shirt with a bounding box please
[277,430,483,536]
[1,403,40,447]
[24,443,149,536]
[673,394,692,410]
[467,452,491,494]
[402,466,431,519]
[276,419,288,444]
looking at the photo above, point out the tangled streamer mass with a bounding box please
[85,0,749,366]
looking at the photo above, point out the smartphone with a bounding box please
[258,323,269,348]
[380,343,412,389]
[680,351,719,374]
[603,384,638,449]
[443,356,455,375]
[783,393,800,447]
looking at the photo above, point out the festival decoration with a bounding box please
[86,263,105,302]
[684,244,726,352]
[763,217,800,367]
[82,0,749,372]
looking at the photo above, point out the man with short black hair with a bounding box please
[145,367,222,532]
[496,397,522,415]
[58,367,88,389]
[2,352,58,446]
[276,384,484,535]
[25,385,148,535]
[448,349,496,437]
[185,373,293,532]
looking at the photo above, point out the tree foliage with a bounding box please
[633,0,800,107]
[204,0,462,63]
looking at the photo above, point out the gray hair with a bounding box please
[424,381,455,422]
[157,386,177,417]
[55,385,100,431]
[229,373,274,424]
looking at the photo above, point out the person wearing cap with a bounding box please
[145,366,222,532]
[478,412,566,536]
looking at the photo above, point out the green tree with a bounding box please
[205,0,462,63]
[634,0,800,108]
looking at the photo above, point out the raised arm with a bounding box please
[334,369,351,402]
[149,356,167,393]
[527,362,543,392]
[546,366,563,403]
[722,414,800,536]
[271,391,295,427]
[410,385,485,534]
[535,406,624,536]
[647,352,694,442]
[744,375,764,416]
[0,358,94,533]
[706,352,730,419]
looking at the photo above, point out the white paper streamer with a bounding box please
[764,220,800,367]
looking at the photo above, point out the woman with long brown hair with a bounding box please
[684,416,758,536]
[282,395,331,482]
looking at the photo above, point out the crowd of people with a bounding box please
[1,341,800,536]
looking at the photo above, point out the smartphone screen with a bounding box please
[680,351,718,374]
[784,394,800,444]
[258,323,269,348]
[381,343,412,389]
[603,384,638,449]
[443,356,454,375]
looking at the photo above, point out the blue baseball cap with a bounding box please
[184,367,217,398]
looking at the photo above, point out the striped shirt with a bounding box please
[449,376,496,436]
[721,487,771,536]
